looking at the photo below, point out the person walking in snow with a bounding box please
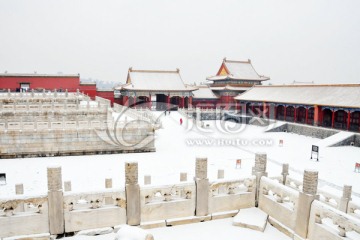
[180,118,183,125]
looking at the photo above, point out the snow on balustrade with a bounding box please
[269,175,284,184]
[0,195,49,238]
[318,188,341,209]
[285,174,355,214]
[308,200,360,239]
[208,177,256,213]
[63,189,127,232]
[348,201,360,220]
[285,175,303,191]
[259,176,299,230]
[95,96,111,106]
[140,183,196,222]
[113,103,160,126]
[0,91,89,102]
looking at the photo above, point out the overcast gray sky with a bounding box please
[0,0,359,85]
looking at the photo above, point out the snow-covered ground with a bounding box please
[0,111,359,198]
[1,110,360,239]
[64,218,290,240]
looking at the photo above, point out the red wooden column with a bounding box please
[181,97,185,108]
[166,95,170,110]
[133,96,137,108]
[314,105,320,126]
[284,106,287,121]
[148,95,152,109]
[188,96,193,108]
[305,107,309,124]
[123,96,129,107]
[274,105,277,119]
[294,107,297,122]
[347,111,351,131]
[179,96,183,108]
[251,104,255,113]
[243,102,247,114]
[331,110,335,128]
[263,102,267,117]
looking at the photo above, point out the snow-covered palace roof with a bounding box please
[117,68,197,92]
[192,86,219,99]
[235,84,360,108]
[207,58,270,82]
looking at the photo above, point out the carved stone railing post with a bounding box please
[339,185,352,213]
[105,178,112,189]
[180,172,187,182]
[15,183,24,195]
[144,175,151,185]
[125,162,140,225]
[15,183,25,211]
[294,169,319,239]
[217,169,224,179]
[253,153,268,206]
[282,163,289,185]
[195,157,209,216]
[47,166,64,235]
[64,181,72,192]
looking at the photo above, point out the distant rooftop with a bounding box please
[117,68,197,92]
[235,84,360,108]
[207,58,270,82]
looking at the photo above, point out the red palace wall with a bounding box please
[79,84,97,99]
[96,90,115,106]
[0,76,80,91]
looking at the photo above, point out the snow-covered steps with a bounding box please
[317,131,355,147]
[232,207,268,232]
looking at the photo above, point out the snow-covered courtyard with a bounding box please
[1,111,359,196]
[1,111,360,240]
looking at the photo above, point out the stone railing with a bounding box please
[140,183,196,222]
[348,201,360,220]
[113,103,159,125]
[63,189,126,232]
[0,195,49,238]
[178,107,224,121]
[95,96,111,108]
[285,175,303,191]
[0,119,155,158]
[0,91,90,102]
[0,101,108,113]
[178,107,194,119]
[308,200,360,239]
[318,188,341,209]
[208,177,255,213]
[1,156,359,239]
[259,176,299,230]
[136,108,158,124]
[0,119,114,131]
[269,175,284,184]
